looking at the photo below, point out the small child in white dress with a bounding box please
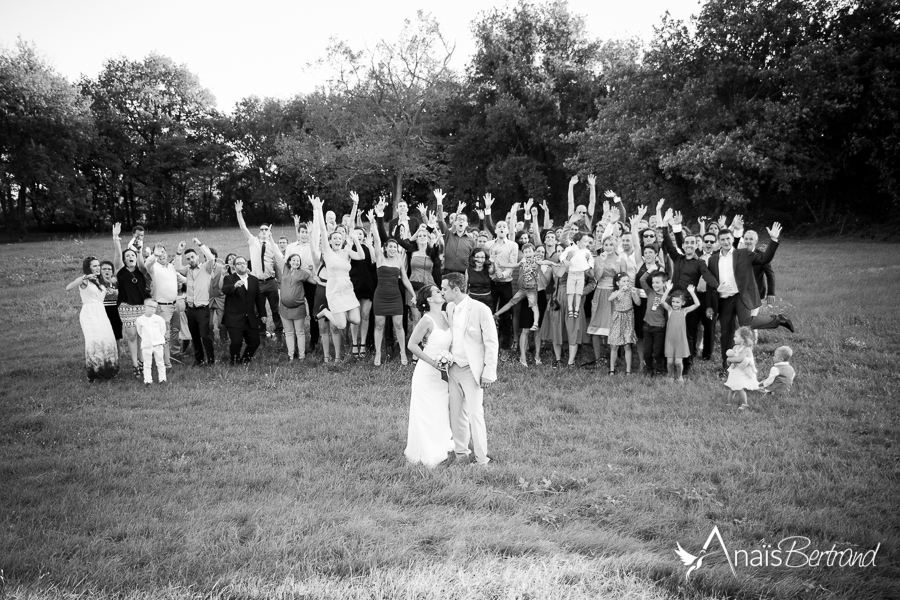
[725,326,759,409]
[135,299,168,385]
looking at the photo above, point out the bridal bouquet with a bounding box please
[431,350,453,382]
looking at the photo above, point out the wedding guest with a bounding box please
[235,201,282,337]
[99,260,122,342]
[369,208,416,366]
[222,256,266,364]
[113,224,149,378]
[761,346,795,394]
[135,299,167,385]
[173,238,217,366]
[466,247,493,309]
[660,283,701,382]
[608,272,641,374]
[65,256,119,381]
[144,244,182,369]
[271,244,314,361]
[284,219,320,351]
[434,189,476,276]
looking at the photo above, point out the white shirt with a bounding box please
[486,238,518,282]
[247,236,278,280]
[562,246,592,272]
[149,260,179,303]
[716,248,738,298]
[284,241,314,272]
[450,296,471,368]
[135,314,167,348]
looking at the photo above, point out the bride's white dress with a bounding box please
[405,314,455,467]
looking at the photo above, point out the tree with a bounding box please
[81,53,220,228]
[0,39,94,234]
[278,12,456,211]
[444,0,605,216]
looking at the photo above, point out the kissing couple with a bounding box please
[404,273,500,467]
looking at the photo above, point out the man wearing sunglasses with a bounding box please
[235,201,281,339]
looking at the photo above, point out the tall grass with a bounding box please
[0,233,897,599]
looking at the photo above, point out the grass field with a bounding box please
[1,230,898,600]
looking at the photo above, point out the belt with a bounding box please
[157,301,176,305]
[187,303,208,309]
[258,276,273,282]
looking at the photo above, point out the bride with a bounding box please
[404,284,455,466]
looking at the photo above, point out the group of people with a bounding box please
[66,175,797,433]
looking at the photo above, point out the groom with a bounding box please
[441,273,499,466]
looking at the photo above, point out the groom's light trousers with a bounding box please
[448,364,489,464]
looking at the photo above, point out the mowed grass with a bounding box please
[0,231,898,600]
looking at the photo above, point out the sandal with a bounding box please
[401,356,409,366]
[573,311,579,320]
[358,346,367,358]
[530,324,538,331]
[351,343,359,358]
[374,355,382,367]
[567,310,575,319]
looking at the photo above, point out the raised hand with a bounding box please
[541,199,550,212]
[530,207,539,218]
[416,203,427,215]
[293,214,300,228]
[665,281,673,291]
[602,200,610,216]
[603,189,616,199]
[766,222,782,240]
[349,191,360,205]
[673,211,683,226]
[112,223,121,238]
[433,189,447,204]
[456,201,467,215]
[628,214,640,230]
[587,174,596,186]
[732,215,743,230]
[524,198,534,213]
[663,207,674,224]
[636,204,648,220]
[717,215,728,228]
[192,237,201,246]
[475,208,485,220]
[687,284,696,294]
[235,200,243,213]
[483,193,494,210]
[569,175,579,186]
[608,206,620,222]
[365,209,375,223]
[177,240,186,253]
[657,198,666,212]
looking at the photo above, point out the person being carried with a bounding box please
[493,243,552,332]
[135,299,168,385]
[761,345,795,395]
[725,326,760,409]
[559,232,594,319]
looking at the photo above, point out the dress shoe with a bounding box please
[778,314,795,333]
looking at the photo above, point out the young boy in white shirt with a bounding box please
[135,299,168,385]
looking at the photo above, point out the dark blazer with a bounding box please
[706,241,779,313]
[751,248,776,299]
[222,273,267,329]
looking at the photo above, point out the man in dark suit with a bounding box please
[742,229,776,303]
[222,256,267,364]
[706,223,794,370]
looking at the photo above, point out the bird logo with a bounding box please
[675,543,717,580]
[675,526,737,580]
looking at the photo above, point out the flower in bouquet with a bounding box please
[432,350,453,381]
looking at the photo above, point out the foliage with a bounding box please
[567,0,900,222]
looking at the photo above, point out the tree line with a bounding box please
[2,0,898,236]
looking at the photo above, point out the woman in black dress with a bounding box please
[349,226,375,358]
[368,208,415,366]
[466,247,493,309]
[113,224,149,378]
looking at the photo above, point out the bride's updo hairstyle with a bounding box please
[416,284,437,313]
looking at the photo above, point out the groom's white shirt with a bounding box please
[447,294,499,386]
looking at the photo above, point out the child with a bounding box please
[761,345,795,395]
[135,299,168,385]
[559,232,594,319]
[495,243,551,331]
[608,272,641,374]
[639,267,668,375]
[660,283,700,382]
[726,326,760,408]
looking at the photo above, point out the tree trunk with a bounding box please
[15,185,28,235]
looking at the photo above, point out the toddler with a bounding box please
[725,326,759,408]
[761,345,795,394]
[135,299,168,385]
[560,232,594,319]
[660,283,700,382]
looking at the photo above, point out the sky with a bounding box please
[0,0,703,112]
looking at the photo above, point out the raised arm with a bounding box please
[586,175,597,220]
[541,199,552,231]
[567,175,578,217]
[348,191,360,228]
[112,223,124,272]
[368,210,384,263]
[529,206,542,246]
[235,200,254,242]
[172,241,188,276]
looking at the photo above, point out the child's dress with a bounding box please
[664,307,690,358]
[608,291,636,345]
[725,346,760,391]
